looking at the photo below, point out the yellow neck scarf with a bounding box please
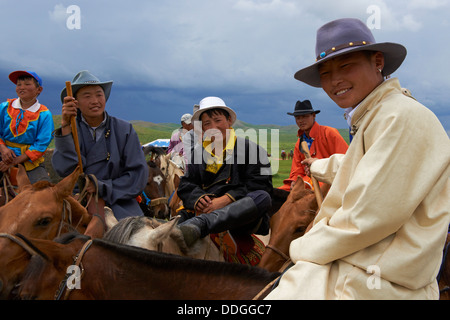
[203,128,236,174]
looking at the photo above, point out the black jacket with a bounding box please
[178,136,273,210]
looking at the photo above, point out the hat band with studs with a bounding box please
[316,41,372,61]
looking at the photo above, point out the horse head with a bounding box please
[258,176,319,272]
[0,165,91,240]
[140,160,169,219]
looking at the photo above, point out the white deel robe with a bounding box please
[266,78,450,300]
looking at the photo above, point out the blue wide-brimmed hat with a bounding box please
[60,70,113,102]
[294,18,407,87]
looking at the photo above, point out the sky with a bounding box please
[0,0,449,135]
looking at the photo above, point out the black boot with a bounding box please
[178,197,259,247]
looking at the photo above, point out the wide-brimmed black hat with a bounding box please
[287,100,320,116]
[294,18,407,87]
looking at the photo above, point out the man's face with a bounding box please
[201,111,232,145]
[318,51,384,109]
[295,113,315,132]
[75,85,106,119]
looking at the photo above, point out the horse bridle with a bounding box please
[141,190,168,209]
[54,239,93,300]
[0,233,40,257]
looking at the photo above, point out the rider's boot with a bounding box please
[178,196,259,247]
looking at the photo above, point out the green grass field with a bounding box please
[49,116,349,187]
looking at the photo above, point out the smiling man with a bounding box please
[52,70,148,220]
[266,18,450,300]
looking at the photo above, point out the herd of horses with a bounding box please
[0,146,448,300]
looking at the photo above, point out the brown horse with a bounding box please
[258,177,320,273]
[0,215,104,300]
[15,233,279,300]
[0,165,91,240]
[139,160,170,219]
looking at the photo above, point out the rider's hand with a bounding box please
[301,158,318,177]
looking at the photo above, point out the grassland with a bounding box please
[49,116,349,188]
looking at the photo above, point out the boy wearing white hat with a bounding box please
[267,18,450,299]
[177,96,273,248]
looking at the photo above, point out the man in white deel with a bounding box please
[266,18,450,300]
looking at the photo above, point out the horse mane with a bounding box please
[30,180,54,191]
[53,232,90,244]
[143,145,166,157]
[94,238,280,282]
[103,216,148,244]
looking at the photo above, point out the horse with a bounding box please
[288,150,294,160]
[139,160,170,219]
[14,233,279,300]
[0,165,91,240]
[143,145,184,213]
[281,150,286,161]
[258,177,323,273]
[0,215,104,300]
[104,213,224,261]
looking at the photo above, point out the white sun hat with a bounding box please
[192,96,237,125]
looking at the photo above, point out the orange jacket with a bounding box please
[279,121,348,191]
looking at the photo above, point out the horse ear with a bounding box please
[55,166,81,198]
[16,164,31,190]
[104,207,118,230]
[148,216,180,245]
[288,175,305,201]
[84,213,105,239]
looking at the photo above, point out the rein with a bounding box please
[265,244,290,262]
[54,239,93,300]
[1,172,18,204]
[0,233,40,257]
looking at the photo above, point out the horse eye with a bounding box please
[36,217,52,227]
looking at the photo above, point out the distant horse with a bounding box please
[15,233,279,300]
[288,150,294,160]
[281,150,286,160]
[104,213,223,261]
[139,160,170,219]
[258,177,325,273]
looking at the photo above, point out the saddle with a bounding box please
[210,231,265,266]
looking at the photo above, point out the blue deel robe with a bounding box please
[52,112,148,219]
